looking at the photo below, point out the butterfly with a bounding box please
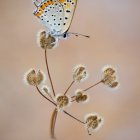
[33,0,89,39]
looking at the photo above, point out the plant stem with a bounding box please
[36,86,57,106]
[50,108,58,139]
[36,85,85,137]
[63,111,85,124]
[83,81,102,92]
[64,81,75,95]
[46,92,55,102]
[45,49,56,97]
[36,86,84,125]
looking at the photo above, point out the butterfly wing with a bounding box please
[33,0,65,34]
[59,0,78,34]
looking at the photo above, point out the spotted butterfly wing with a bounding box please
[58,0,78,34]
[33,0,65,35]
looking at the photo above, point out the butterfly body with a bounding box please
[33,0,78,39]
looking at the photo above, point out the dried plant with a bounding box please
[24,31,120,139]
[24,1,120,139]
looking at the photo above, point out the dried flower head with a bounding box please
[73,65,88,82]
[103,65,116,76]
[85,113,104,135]
[24,69,45,86]
[56,95,71,110]
[37,30,58,49]
[73,89,89,103]
[101,65,119,88]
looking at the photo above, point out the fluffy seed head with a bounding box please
[74,89,89,103]
[73,65,88,82]
[101,65,119,88]
[24,69,45,86]
[85,113,104,135]
[37,30,58,49]
[102,65,116,76]
[56,95,71,110]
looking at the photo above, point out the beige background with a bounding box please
[0,0,140,140]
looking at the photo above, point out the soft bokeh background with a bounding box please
[0,0,140,140]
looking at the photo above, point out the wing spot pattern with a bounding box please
[34,0,55,18]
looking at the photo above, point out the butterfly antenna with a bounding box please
[69,32,90,38]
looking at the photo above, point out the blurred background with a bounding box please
[0,0,140,140]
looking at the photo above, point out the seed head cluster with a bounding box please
[102,66,119,88]
[37,30,58,49]
[85,113,104,135]
[24,29,120,137]
[56,95,71,110]
[73,65,88,82]
[24,69,45,86]
[73,89,89,103]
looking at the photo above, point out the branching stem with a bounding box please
[35,86,84,125]
[36,86,57,106]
